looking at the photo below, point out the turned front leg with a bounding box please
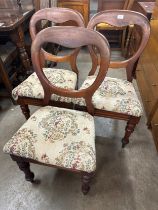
[81,172,94,195]
[20,105,30,120]
[10,155,34,182]
[122,117,140,148]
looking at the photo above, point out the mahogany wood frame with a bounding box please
[87,10,150,147]
[16,7,85,120]
[12,26,110,194]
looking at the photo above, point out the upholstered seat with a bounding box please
[12,68,77,103]
[3,106,96,173]
[74,76,142,117]
[97,23,115,30]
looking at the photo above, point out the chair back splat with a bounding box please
[30,7,85,73]
[31,26,110,114]
[87,10,150,82]
[12,7,86,120]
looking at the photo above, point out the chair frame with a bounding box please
[15,7,85,119]
[10,26,110,194]
[85,10,150,147]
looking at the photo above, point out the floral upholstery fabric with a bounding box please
[12,68,77,103]
[3,106,96,173]
[74,76,142,117]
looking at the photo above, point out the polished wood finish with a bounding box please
[16,7,85,120]
[12,26,110,194]
[57,0,89,25]
[31,26,110,114]
[0,0,34,75]
[87,10,150,147]
[136,1,158,151]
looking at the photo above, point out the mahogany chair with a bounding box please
[3,26,110,194]
[97,0,135,52]
[12,7,85,120]
[73,10,150,148]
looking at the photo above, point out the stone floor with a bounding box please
[0,48,158,210]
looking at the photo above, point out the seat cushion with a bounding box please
[12,68,77,103]
[74,76,142,117]
[97,22,113,30]
[3,106,96,173]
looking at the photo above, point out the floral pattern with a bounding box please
[55,141,96,172]
[3,106,96,173]
[3,128,37,160]
[73,76,142,117]
[38,109,80,143]
[12,68,77,103]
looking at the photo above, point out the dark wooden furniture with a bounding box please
[57,0,89,25]
[86,10,150,147]
[0,42,18,104]
[133,1,156,21]
[3,26,110,195]
[126,1,155,59]
[0,0,34,75]
[136,1,158,151]
[12,7,84,119]
[138,1,155,20]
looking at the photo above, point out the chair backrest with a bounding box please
[30,7,85,73]
[87,10,150,81]
[31,26,110,114]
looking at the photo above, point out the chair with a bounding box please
[3,26,110,194]
[97,0,135,51]
[73,10,150,148]
[12,7,85,120]
[0,42,19,104]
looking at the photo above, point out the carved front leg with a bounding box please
[10,155,34,182]
[81,172,94,195]
[20,105,30,120]
[122,117,140,148]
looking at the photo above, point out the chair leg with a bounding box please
[81,172,94,195]
[122,117,140,148]
[10,155,34,182]
[20,104,30,120]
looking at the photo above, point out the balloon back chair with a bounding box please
[12,7,85,120]
[3,26,110,194]
[74,10,150,148]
